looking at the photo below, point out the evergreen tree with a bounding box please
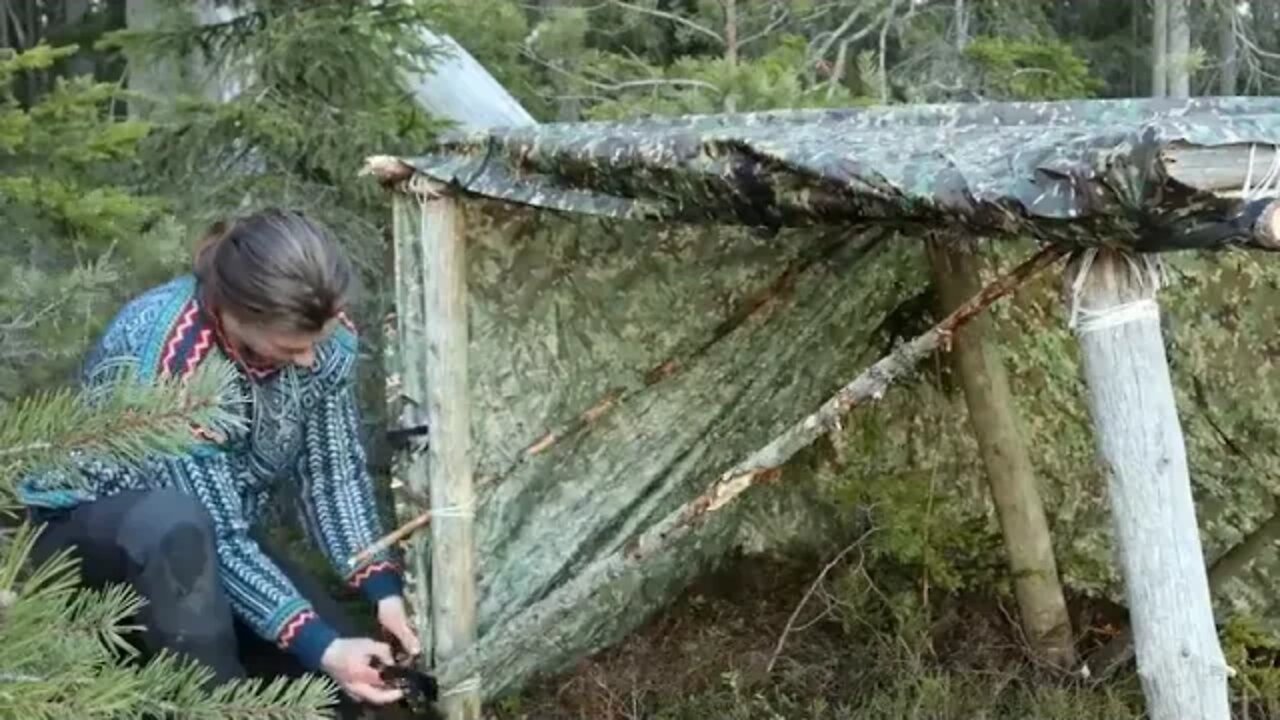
[102,0,443,299]
[0,357,337,719]
[0,42,186,399]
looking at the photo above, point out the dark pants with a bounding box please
[30,488,372,720]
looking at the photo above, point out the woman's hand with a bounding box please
[377,595,422,657]
[319,637,405,705]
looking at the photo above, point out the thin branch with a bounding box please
[810,0,877,64]
[348,509,433,568]
[5,2,27,49]
[0,442,51,459]
[827,39,850,99]
[607,0,724,46]
[738,4,791,49]
[599,78,722,93]
[0,299,66,332]
[522,46,721,95]
[767,526,877,674]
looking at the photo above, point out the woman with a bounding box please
[19,208,422,717]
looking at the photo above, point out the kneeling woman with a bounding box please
[20,209,421,718]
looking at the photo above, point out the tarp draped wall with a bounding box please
[388,200,926,695]
[384,98,1280,697]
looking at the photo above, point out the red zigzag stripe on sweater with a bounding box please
[159,302,199,377]
[184,327,214,377]
[348,560,398,588]
[277,609,318,649]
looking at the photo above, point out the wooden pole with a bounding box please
[926,237,1074,668]
[1066,248,1229,720]
[390,191,435,658]
[416,184,480,720]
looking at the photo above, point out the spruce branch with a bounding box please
[0,358,336,718]
[0,521,337,719]
[0,356,248,499]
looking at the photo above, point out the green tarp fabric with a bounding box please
[406,97,1280,249]
[389,201,925,698]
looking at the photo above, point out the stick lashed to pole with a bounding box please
[350,509,433,568]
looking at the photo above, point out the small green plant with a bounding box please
[1222,615,1280,719]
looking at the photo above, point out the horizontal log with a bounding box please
[1163,142,1280,197]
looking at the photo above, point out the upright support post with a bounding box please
[390,191,434,657]
[1067,248,1229,720]
[419,185,480,720]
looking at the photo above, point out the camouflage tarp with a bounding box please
[406,97,1280,250]
[384,97,1280,700]
[387,199,923,699]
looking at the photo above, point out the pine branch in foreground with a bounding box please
[0,522,338,720]
[0,360,337,719]
[0,356,248,501]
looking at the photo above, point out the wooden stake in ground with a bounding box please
[414,183,481,720]
[1066,248,1230,720]
[927,237,1075,669]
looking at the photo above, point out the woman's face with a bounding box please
[220,311,336,369]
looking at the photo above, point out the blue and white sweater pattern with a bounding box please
[18,275,402,670]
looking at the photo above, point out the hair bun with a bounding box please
[193,220,232,275]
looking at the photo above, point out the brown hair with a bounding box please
[194,208,353,333]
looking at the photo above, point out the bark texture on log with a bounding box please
[421,190,481,719]
[1068,248,1229,720]
[390,193,436,657]
[927,238,1074,668]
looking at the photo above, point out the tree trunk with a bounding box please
[879,0,900,103]
[1219,0,1238,95]
[1090,496,1280,676]
[1131,2,1140,96]
[63,0,95,79]
[390,193,437,663]
[1152,0,1168,97]
[1067,248,1229,720]
[1168,0,1191,98]
[953,0,967,54]
[926,238,1075,668]
[392,26,535,716]
[723,0,737,112]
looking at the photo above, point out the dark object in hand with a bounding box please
[373,654,443,720]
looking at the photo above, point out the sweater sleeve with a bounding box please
[164,451,339,670]
[296,338,403,605]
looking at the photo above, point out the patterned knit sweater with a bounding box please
[18,275,402,670]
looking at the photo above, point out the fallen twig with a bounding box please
[767,526,876,675]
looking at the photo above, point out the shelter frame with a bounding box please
[362,97,1280,720]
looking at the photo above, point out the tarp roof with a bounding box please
[405,97,1280,250]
